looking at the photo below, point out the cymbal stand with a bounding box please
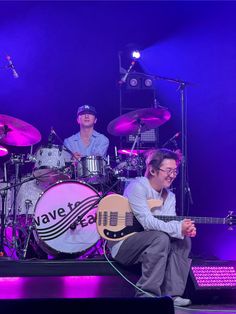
[128,121,144,177]
[0,183,8,257]
[0,161,12,259]
[20,200,33,260]
[10,154,23,249]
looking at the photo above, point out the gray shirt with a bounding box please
[108,176,183,258]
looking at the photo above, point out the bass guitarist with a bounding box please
[107,148,196,306]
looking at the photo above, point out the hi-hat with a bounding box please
[107,107,171,136]
[0,145,8,157]
[0,114,41,146]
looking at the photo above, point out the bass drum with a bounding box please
[33,180,100,256]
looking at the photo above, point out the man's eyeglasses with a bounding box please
[158,168,179,176]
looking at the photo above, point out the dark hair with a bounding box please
[145,148,180,177]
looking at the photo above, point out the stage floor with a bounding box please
[0,258,235,314]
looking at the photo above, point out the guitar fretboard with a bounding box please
[154,215,226,225]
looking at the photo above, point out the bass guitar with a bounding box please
[97,194,235,241]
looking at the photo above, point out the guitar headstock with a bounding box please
[225,211,236,230]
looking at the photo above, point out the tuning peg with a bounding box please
[227,211,234,231]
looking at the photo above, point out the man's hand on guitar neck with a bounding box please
[182,219,197,237]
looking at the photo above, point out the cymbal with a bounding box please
[0,145,8,157]
[118,148,146,156]
[107,107,171,136]
[0,114,42,146]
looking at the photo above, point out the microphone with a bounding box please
[162,132,181,148]
[6,55,19,79]
[119,60,136,84]
[48,127,55,145]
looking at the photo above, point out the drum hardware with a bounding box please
[162,131,181,148]
[0,167,50,257]
[23,199,33,224]
[21,224,34,260]
[0,184,8,257]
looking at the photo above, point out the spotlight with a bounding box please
[131,50,141,60]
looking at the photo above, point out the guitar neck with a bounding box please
[155,215,226,225]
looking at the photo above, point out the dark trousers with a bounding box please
[114,230,191,297]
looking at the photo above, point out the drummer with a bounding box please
[63,105,109,162]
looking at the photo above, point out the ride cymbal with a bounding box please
[0,114,41,146]
[107,107,171,136]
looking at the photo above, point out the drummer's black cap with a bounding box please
[77,105,97,116]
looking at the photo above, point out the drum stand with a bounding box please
[127,121,144,177]
[0,185,8,257]
[5,155,38,259]
[11,156,22,248]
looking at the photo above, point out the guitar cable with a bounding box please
[103,240,157,298]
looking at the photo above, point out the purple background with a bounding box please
[0,1,236,261]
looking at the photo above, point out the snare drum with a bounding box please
[33,145,70,184]
[33,180,100,256]
[78,156,106,184]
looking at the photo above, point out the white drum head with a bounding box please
[33,180,100,256]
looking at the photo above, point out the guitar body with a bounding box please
[97,194,162,241]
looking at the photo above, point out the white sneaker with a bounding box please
[173,296,192,307]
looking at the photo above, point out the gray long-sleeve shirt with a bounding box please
[108,176,183,257]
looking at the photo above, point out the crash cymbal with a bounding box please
[0,114,41,146]
[107,107,171,136]
[0,145,8,157]
[118,148,146,156]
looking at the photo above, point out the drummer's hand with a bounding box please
[73,152,82,161]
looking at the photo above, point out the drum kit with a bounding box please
[0,107,171,260]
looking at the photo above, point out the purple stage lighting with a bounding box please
[186,260,236,304]
[192,266,236,288]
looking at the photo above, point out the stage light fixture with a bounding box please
[144,78,153,88]
[129,78,139,87]
[191,265,236,289]
[132,50,141,59]
[185,259,236,304]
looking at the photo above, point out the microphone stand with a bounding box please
[140,72,193,215]
[0,181,10,259]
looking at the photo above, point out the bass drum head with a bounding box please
[33,180,100,256]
